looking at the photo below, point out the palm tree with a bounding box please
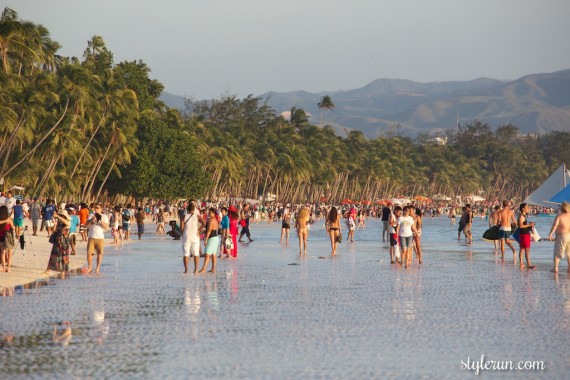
[318,95,335,127]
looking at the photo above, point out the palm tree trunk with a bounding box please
[0,97,70,179]
[95,158,116,200]
[70,112,106,179]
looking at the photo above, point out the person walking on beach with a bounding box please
[44,211,71,278]
[389,206,401,264]
[381,204,391,242]
[42,199,56,238]
[548,201,570,273]
[326,206,341,255]
[29,197,41,236]
[238,203,254,242]
[397,206,419,269]
[68,207,79,255]
[0,205,16,272]
[111,206,122,245]
[85,203,109,274]
[219,207,230,258]
[296,207,310,255]
[497,200,517,260]
[78,203,89,242]
[412,206,423,264]
[449,205,456,225]
[346,208,356,242]
[122,204,133,240]
[135,207,145,240]
[280,208,291,245]
[181,202,204,273]
[489,205,501,252]
[517,203,536,269]
[228,205,239,257]
[199,207,219,273]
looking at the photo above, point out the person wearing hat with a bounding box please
[44,210,71,277]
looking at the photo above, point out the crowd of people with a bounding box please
[1,192,569,278]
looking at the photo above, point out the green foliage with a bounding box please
[116,115,210,200]
[1,6,568,203]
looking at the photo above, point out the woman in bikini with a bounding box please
[296,207,310,255]
[280,209,291,245]
[326,207,341,255]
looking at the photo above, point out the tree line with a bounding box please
[1,7,568,204]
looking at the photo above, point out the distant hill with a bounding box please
[160,69,570,137]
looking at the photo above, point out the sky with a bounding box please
[8,0,570,99]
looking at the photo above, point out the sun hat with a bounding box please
[54,210,71,226]
[561,201,570,213]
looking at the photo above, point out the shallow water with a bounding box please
[1,216,569,378]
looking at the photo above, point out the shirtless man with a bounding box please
[489,205,501,252]
[548,201,570,273]
[497,200,516,260]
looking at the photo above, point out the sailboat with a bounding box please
[523,164,570,208]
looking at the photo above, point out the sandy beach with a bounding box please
[0,218,141,292]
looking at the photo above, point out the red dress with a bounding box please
[229,216,239,257]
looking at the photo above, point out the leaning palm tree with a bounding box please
[317,95,335,127]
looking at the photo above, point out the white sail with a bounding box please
[524,164,570,208]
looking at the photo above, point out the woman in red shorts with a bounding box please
[517,203,536,269]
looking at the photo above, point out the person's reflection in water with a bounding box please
[185,286,201,341]
[53,321,72,346]
[226,269,239,304]
[93,310,109,345]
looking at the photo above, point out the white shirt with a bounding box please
[87,214,109,239]
[182,212,200,242]
[398,215,415,237]
[5,197,16,215]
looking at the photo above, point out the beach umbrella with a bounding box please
[391,197,411,205]
[319,196,328,203]
[360,200,371,205]
[341,198,352,205]
[432,194,451,201]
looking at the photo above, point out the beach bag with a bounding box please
[336,233,342,243]
[511,228,520,244]
[531,227,541,242]
[394,244,401,259]
[225,237,234,250]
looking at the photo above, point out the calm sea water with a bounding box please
[1,216,568,378]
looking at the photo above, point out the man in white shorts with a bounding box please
[549,201,570,273]
[181,201,204,274]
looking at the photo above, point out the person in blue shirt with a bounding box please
[67,207,80,255]
[42,199,56,238]
[12,199,26,238]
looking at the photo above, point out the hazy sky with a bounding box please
[10,0,570,99]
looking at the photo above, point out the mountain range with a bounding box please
[160,69,570,138]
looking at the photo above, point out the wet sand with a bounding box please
[1,217,568,378]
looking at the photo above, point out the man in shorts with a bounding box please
[86,203,109,273]
[42,199,56,238]
[78,203,89,242]
[181,202,204,274]
[497,200,517,260]
[29,197,41,236]
[548,201,570,273]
